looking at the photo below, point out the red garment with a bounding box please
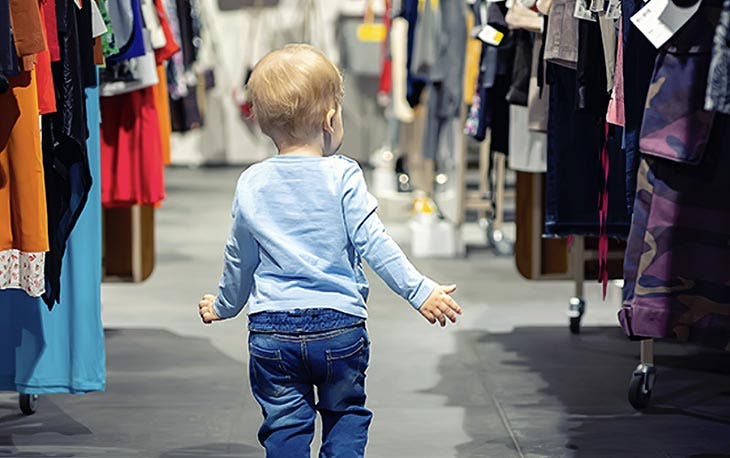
[36,3,56,114]
[153,0,180,64]
[377,0,392,97]
[40,0,60,62]
[100,88,166,208]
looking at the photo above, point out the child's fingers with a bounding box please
[442,284,457,294]
[420,308,437,324]
[203,294,216,301]
[437,302,457,323]
[446,296,462,314]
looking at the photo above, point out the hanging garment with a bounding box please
[99,30,159,96]
[152,0,179,64]
[463,8,482,104]
[639,3,718,165]
[100,87,165,207]
[619,117,730,347]
[1,0,20,79]
[621,0,659,214]
[508,104,547,172]
[606,21,625,126]
[9,0,46,70]
[705,0,730,113]
[0,82,106,395]
[576,18,609,116]
[422,0,466,160]
[544,63,630,237]
[0,71,49,297]
[97,0,120,57]
[543,0,579,68]
[41,0,95,307]
[107,0,135,52]
[152,64,172,165]
[40,0,61,61]
[527,34,549,132]
[621,0,727,345]
[36,4,57,114]
[506,29,533,106]
[140,0,166,50]
[106,0,146,62]
[401,0,427,106]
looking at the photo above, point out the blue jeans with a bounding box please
[248,324,372,457]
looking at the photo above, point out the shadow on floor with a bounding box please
[426,326,730,457]
[0,329,263,458]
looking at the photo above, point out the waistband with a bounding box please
[248,308,365,334]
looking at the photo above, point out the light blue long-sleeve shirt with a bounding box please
[213,154,437,320]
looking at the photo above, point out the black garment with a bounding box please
[544,63,630,237]
[170,91,203,132]
[576,18,610,116]
[507,30,533,106]
[621,0,658,214]
[41,0,95,308]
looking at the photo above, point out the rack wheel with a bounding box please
[19,394,38,416]
[486,225,514,256]
[567,297,586,334]
[628,364,657,410]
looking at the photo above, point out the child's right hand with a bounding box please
[198,294,222,324]
[419,285,462,327]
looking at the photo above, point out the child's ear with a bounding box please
[324,108,336,134]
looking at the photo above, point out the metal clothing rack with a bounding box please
[461,130,515,256]
[567,235,657,410]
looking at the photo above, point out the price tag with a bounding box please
[477,25,505,45]
[574,0,597,21]
[630,0,700,48]
[606,0,622,19]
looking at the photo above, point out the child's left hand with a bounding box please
[198,294,222,324]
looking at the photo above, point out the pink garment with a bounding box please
[606,22,625,127]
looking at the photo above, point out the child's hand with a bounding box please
[198,294,222,324]
[419,285,462,327]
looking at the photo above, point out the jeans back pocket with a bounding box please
[325,333,369,386]
[249,342,290,398]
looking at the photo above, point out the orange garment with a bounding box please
[0,71,49,255]
[152,65,172,165]
[463,10,482,104]
[9,0,46,70]
[36,4,57,114]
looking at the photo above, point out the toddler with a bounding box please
[197,43,461,458]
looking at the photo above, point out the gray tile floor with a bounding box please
[2,166,730,457]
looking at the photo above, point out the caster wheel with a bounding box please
[487,227,514,256]
[569,317,581,334]
[567,298,586,335]
[19,394,38,416]
[628,364,657,410]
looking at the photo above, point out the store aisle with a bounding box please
[2,166,730,457]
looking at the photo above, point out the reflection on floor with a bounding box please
[1,166,729,457]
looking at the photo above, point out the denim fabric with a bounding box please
[249,309,365,334]
[544,63,631,237]
[249,325,372,458]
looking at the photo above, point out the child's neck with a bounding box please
[278,143,324,157]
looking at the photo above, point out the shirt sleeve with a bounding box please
[341,163,437,309]
[213,189,260,319]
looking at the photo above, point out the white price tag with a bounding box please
[606,0,622,18]
[477,25,505,45]
[630,0,700,48]
[574,0,597,20]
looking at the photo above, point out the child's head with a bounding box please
[248,43,344,155]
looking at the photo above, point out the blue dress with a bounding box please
[0,84,106,394]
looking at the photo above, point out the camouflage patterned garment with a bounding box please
[620,0,730,349]
[638,1,719,165]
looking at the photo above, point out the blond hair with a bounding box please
[247,43,344,143]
